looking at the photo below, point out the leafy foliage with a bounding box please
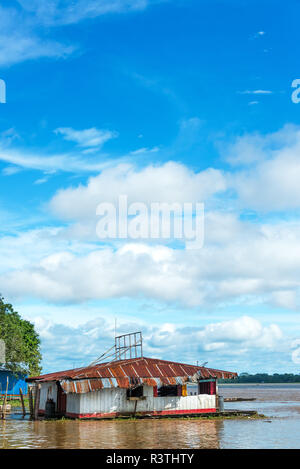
[0,296,42,376]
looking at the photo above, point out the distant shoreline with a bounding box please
[219,382,300,386]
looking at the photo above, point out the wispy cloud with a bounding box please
[34,177,49,185]
[17,0,157,26]
[0,5,75,67]
[0,34,75,67]
[238,90,273,95]
[55,127,118,151]
[250,31,266,40]
[0,147,120,173]
[0,1,161,67]
[2,166,22,176]
[130,146,160,155]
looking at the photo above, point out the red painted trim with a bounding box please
[65,408,216,419]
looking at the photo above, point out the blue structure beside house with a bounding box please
[0,367,27,395]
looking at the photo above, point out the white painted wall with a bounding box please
[77,385,216,416]
[39,382,216,416]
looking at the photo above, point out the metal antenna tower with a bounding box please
[88,331,143,367]
[114,331,143,361]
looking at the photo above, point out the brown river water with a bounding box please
[1,384,300,449]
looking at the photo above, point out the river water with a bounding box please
[1,384,299,449]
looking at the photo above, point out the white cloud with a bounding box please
[148,316,282,358]
[31,314,283,373]
[0,245,200,305]
[55,127,118,150]
[3,214,300,308]
[0,227,97,275]
[6,123,300,213]
[291,340,300,364]
[3,127,300,310]
[271,290,298,310]
[226,125,300,210]
[49,161,227,220]
[196,316,282,350]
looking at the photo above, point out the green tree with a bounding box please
[0,296,42,376]
[219,372,300,384]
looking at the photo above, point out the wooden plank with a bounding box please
[33,385,40,420]
[19,388,26,417]
[28,388,34,419]
[133,400,138,417]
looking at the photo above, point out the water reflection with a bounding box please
[0,417,222,449]
[1,385,300,449]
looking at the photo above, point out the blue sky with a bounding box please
[0,0,300,374]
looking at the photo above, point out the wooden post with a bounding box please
[1,376,9,420]
[133,399,138,418]
[28,388,34,419]
[19,388,26,417]
[33,384,40,420]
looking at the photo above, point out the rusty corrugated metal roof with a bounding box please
[59,376,193,394]
[27,357,237,393]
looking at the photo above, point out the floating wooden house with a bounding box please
[27,332,237,419]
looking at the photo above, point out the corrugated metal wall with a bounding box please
[39,382,57,410]
[78,385,216,416]
[40,382,216,416]
[66,392,81,415]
